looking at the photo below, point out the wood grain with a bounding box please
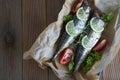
[23,0,47,51]
[102,49,120,80]
[22,0,48,80]
[0,0,22,80]
[46,0,64,80]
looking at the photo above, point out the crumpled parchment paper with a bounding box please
[23,0,120,80]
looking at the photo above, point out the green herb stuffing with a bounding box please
[80,52,101,73]
[63,14,73,22]
[68,54,75,71]
[101,12,114,23]
[68,61,74,71]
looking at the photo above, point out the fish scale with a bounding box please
[51,1,91,61]
[73,13,105,72]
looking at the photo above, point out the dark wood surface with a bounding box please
[23,0,48,80]
[46,1,64,80]
[0,0,22,80]
[0,0,120,80]
[23,0,64,80]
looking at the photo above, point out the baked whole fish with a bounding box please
[73,12,105,72]
[51,1,91,61]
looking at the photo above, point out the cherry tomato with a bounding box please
[92,38,107,52]
[59,48,74,65]
[71,0,83,13]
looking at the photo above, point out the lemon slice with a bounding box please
[82,35,92,50]
[66,20,76,37]
[90,17,104,33]
[76,7,87,21]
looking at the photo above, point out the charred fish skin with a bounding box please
[51,2,91,61]
[73,13,105,72]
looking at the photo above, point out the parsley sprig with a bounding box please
[80,52,101,73]
[68,54,75,71]
[101,12,114,23]
[63,14,73,22]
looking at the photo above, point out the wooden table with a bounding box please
[0,0,120,80]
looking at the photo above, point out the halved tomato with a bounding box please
[59,48,74,65]
[92,38,107,52]
[71,0,83,13]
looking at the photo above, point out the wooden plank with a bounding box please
[22,0,48,80]
[0,0,22,80]
[23,0,47,51]
[46,0,64,80]
[102,50,120,80]
[23,60,48,80]
[46,0,64,25]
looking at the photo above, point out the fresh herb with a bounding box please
[68,61,74,71]
[86,56,94,65]
[101,12,114,23]
[68,54,75,71]
[71,54,75,61]
[80,52,101,73]
[91,52,101,60]
[63,14,73,22]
